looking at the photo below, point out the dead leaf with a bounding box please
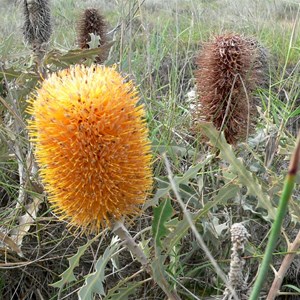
[9,197,42,249]
[0,231,23,257]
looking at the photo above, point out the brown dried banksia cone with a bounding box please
[194,34,265,145]
[77,8,107,64]
[23,0,52,50]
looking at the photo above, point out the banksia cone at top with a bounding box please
[27,65,153,233]
[77,9,107,64]
[23,0,52,47]
[195,34,264,145]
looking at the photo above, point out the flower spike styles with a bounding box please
[28,65,153,233]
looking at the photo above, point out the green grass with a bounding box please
[0,0,300,299]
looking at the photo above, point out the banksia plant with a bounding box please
[194,34,265,145]
[23,0,52,50]
[27,65,153,233]
[77,8,108,64]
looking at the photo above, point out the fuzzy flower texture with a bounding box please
[28,65,153,232]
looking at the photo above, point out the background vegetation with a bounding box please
[0,0,299,299]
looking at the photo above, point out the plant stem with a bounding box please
[112,219,182,300]
[267,230,300,299]
[112,220,148,267]
[249,131,300,300]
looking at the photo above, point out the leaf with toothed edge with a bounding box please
[164,183,240,253]
[78,236,120,300]
[145,159,211,209]
[51,237,97,290]
[199,122,276,221]
[105,280,145,300]
[43,41,114,67]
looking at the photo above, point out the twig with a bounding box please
[112,220,148,267]
[267,229,300,299]
[112,219,182,300]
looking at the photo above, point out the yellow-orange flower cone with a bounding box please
[28,65,153,233]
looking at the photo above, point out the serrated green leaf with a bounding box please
[165,183,239,252]
[152,198,173,249]
[44,42,114,67]
[145,159,211,209]
[78,237,120,300]
[178,183,199,204]
[105,281,143,300]
[51,236,97,290]
[200,122,276,220]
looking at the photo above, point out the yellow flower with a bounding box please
[28,65,153,233]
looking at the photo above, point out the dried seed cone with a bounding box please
[23,0,52,46]
[27,65,153,233]
[195,34,263,145]
[77,8,107,64]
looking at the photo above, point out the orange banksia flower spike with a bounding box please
[27,65,153,233]
[77,8,107,64]
[194,34,265,145]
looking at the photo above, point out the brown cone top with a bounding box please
[77,8,107,64]
[194,34,265,145]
